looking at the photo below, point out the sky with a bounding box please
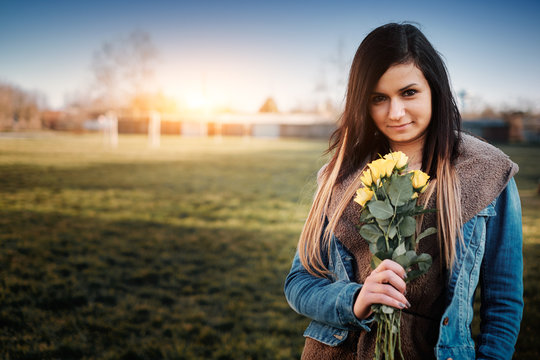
[1,0,539,113]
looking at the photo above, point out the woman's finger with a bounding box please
[366,283,410,307]
[369,269,407,294]
[365,291,409,310]
[373,259,406,279]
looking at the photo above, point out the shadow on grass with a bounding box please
[0,210,308,360]
[515,242,540,359]
[0,154,321,208]
[3,213,538,359]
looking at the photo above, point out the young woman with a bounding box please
[284,23,523,359]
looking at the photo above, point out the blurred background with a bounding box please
[1,0,539,359]
[1,0,540,136]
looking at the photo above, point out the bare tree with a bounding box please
[0,82,43,130]
[313,38,349,115]
[91,29,158,110]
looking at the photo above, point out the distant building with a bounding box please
[181,122,208,137]
[462,117,509,143]
[252,123,280,138]
[42,108,90,131]
[216,113,335,139]
[502,111,525,142]
[1,108,42,131]
[522,115,540,142]
[41,111,65,130]
[44,109,337,139]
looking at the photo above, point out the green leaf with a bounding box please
[409,233,416,249]
[396,200,416,215]
[375,250,393,260]
[381,305,395,314]
[388,223,398,239]
[394,242,406,257]
[416,252,432,262]
[412,206,437,216]
[405,269,424,282]
[371,255,382,269]
[393,254,410,268]
[417,227,437,243]
[369,243,378,254]
[405,250,417,262]
[359,209,374,222]
[389,237,398,251]
[376,237,388,254]
[359,224,382,242]
[367,200,394,220]
[387,172,414,206]
[376,218,390,230]
[399,216,416,237]
[416,253,432,272]
[375,187,386,201]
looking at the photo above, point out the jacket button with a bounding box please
[443,317,449,325]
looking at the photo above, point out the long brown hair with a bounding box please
[298,23,462,277]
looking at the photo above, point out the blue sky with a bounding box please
[1,0,539,112]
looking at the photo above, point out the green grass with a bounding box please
[0,133,538,359]
[496,144,540,359]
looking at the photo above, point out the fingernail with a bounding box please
[406,301,411,308]
[398,302,406,309]
[403,273,407,279]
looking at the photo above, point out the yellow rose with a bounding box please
[380,158,395,177]
[411,170,430,193]
[360,169,373,188]
[384,151,408,170]
[354,187,374,207]
[367,159,381,181]
[368,158,395,183]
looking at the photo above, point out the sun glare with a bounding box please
[174,90,233,114]
[186,93,208,110]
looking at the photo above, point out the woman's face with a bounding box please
[369,62,432,149]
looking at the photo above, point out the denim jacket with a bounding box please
[284,178,523,359]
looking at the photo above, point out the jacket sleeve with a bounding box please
[476,178,524,359]
[284,233,373,331]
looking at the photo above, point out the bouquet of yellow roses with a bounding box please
[354,151,436,360]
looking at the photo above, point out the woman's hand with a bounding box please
[353,259,410,320]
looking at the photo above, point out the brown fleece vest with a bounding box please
[301,134,518,360]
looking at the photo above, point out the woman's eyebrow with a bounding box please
[372,83,419,95]
[399,83,418,91]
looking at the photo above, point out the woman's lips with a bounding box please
[388,122,412,130]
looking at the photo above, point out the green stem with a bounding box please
[385,205,398,252]
[397,310,404,360]
[373,188,379,201]
[388,315,393,360]
[375,318,381,360]
[374,219,390,253]
[372,310,406,360]
[379,180,397,252]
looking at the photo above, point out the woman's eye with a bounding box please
[403,89,417,97]
[372,95,386,104]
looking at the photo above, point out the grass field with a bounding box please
[0,133,538,359]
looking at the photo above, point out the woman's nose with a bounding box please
[388,99,405,121]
